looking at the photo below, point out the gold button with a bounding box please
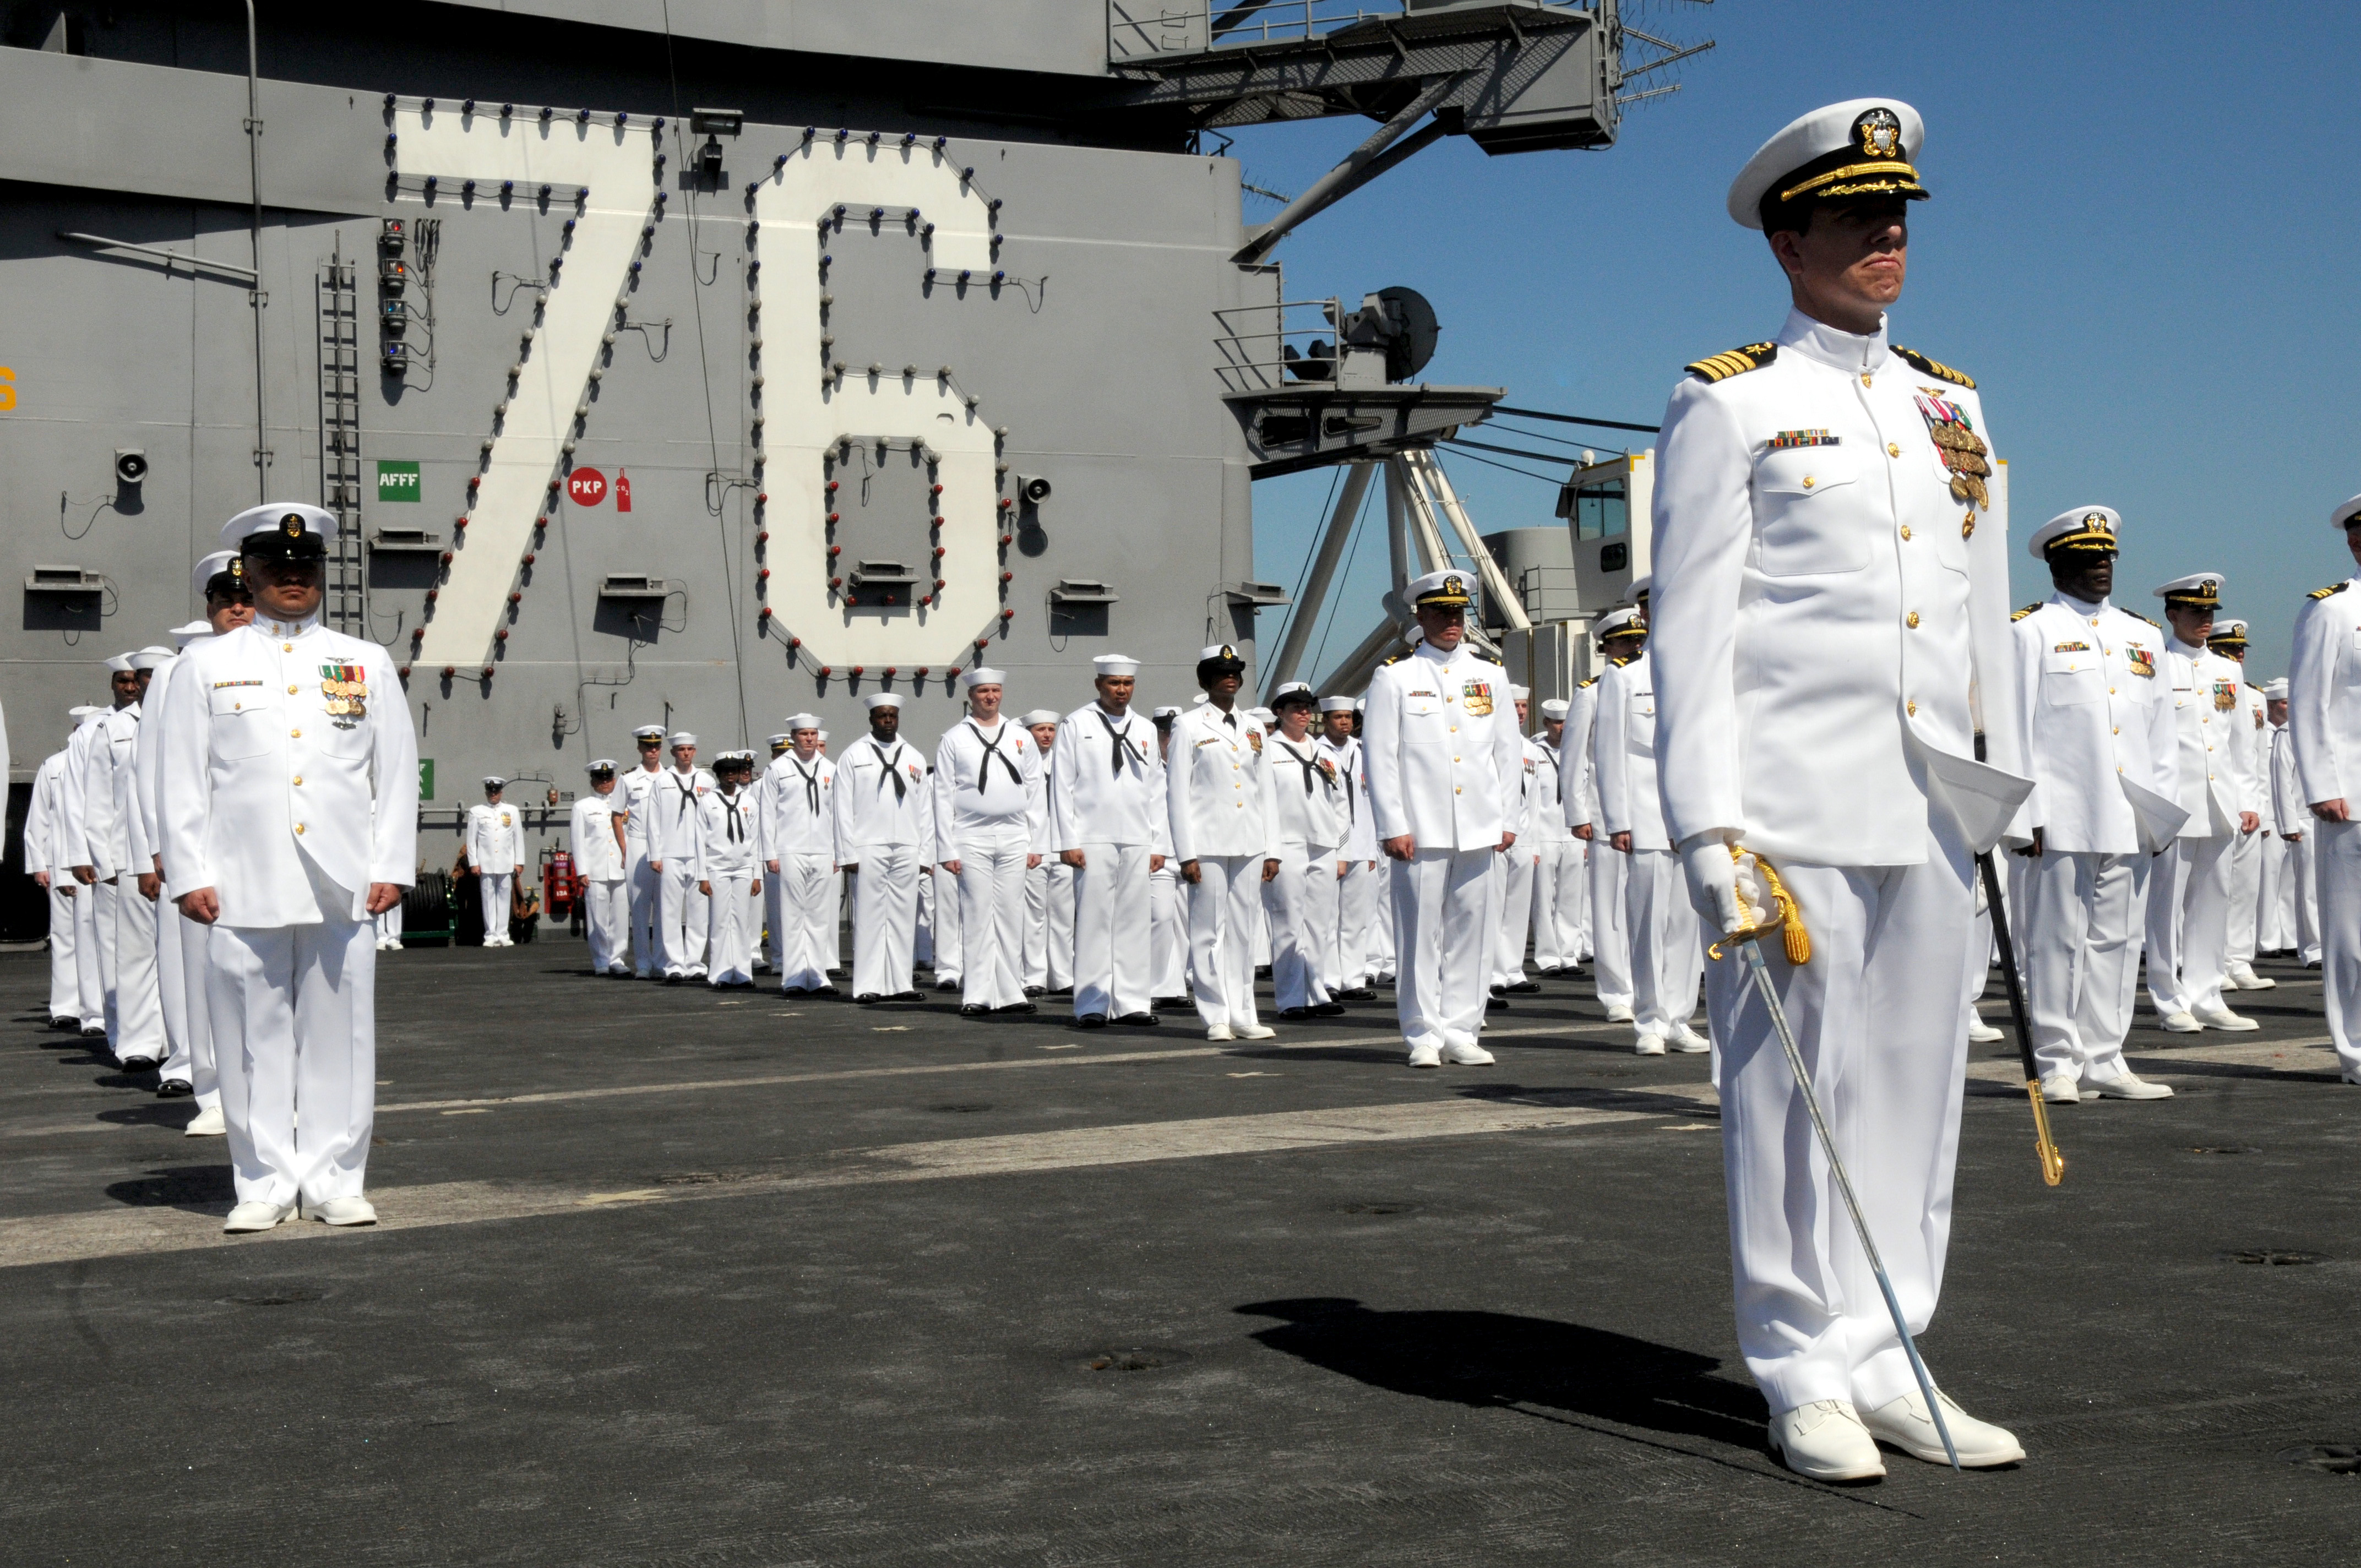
[291,729,301,738]
[287,685,298,694]
[2118,765,2125,774]
[1906,700,1917,716]
[1900,524,1912,541]
[232,701,242,711]
[1906,612,1920,629]
[1887,442,1901,457]
[1860,373,1873,386]
[1449,726,1457,733]
[1454,787,1462,794]
[2109,688,2116,695]
[293,775,303,785]
[1802,476,1816,489]
[282,643,292,652]
[296,824,306,835]
[2113,727,2120,735]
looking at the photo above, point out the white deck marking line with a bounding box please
[0,1084,1718,1271]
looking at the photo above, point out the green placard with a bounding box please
[418,758,434,799]
[377,460,421,502]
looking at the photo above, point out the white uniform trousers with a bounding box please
[1960,901,1992,1043]
[1253,894,1272,968]
[1588,838,1634,1011]
[625,848,661,976]
[1072,842,1154,1020]
[2146,832,2233,1016]
[1265,845,1337,1013]
[2257,833,2291,954]
[1026,863,1076,990]
[954,836,1030,1010]
[1627,847,1702,1043]
[172,896,220,1109]
[2228,826,2262,967]
[704,870,759,985]
[207,866,376,1208]
[762,872,784,972]
[583,876,628,973]
[1365,859,1397,981]
[1150,863,1187,999]
[1532,840,1586,970]
[920,864,961,985]
[157,893,191,1083]
[1706,817,1974,1414]
[2314,819,2361,1080]
[2022,848,2147,1085]
[849,847,921,998]
[1390,847,1493,1054]
[72,878,104,1027]
[478,871,514,949]
[2287,834,2321,963]
[775,854,837,990]
[90,879,121,1045]
[1186,853,1265,1031]
[1493,846,1536,988]
[374,899,403,949]
[658,861,709,977]
[1333,859,1377,991]
[45,884,80,1021]
[112,881,168,1064]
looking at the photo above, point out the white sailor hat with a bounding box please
[2265,678,2289,700]
[105,652,135,673]
[129,646,172,671]
[1354,697,1366,711]
[1728,97,1927,231]
[668,731,697,747]
[1595,606,1646,640]
[585,759,618,775]
[631,724,667,742]
[1094,654,1141,678]
[716,748,757,765]
[862,692,902,710]
[1195,644,1246,676]
[1406,568,1476,608]
[1193,692,1207,706]
[1248,706,1276,725]
[1318,695,1356,713]
[69,704,100,717]
[221,502,334,559]
[784,712,821,731]
[2154,572,2226,609]
[2028,506,2120,559]
[2333,495,2361,530]
[2207,619,2249,646]
[1627,574,1652,599]
[1019,709,1060,726]
[1509,684,1531,701]
[817,731,829,742]
[961,666,1006,688]
[170,620,211,644]
[192,550,243,598]
[1540,698,1570,718]
[483,775,507,789]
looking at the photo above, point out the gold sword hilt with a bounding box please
[1706,845,1811,966]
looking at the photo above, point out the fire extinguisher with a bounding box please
[544,850,576,920]
[614,468,632,513]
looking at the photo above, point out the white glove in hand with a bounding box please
[1679,834,1745,934]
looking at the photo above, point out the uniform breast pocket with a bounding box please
[1628,695,1657,750]
[206,688,278,760]
[1399,696,1446,736]
[317,717,371,759]
[1752,447,1867,577]
[2043,657,2102,707]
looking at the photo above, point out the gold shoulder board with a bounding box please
[2310,581,2349,601]
[1892,345,1976,389]
[1684,342,1778,382]
[1473,649,1503,665]
[2128,609,2160,627]
[1576,676,1597,689]
[2010,602,2042,623]
[1380,650,1411,666]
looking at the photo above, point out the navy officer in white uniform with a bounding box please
[161,504,418,1232]
[1651,100,2033,1479]
[2286,491,2361,1085]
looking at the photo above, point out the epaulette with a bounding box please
[1892,345,1975,389]
[1576,676,1597,689]
[2128,610,2160,627]
[2310,581,2349,601]
[1379,650,1411,666]
[1685,342,1777,382]
[1473,648,1503,665]
[2011,602,2042,622]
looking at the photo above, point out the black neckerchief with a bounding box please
[790,756,822,815]
[1323,738,1357,823]
[1102,711,1145,777]
[870,739,906,801]
[1275,733,1322,796]
[668,770,698,819]
[967,719,1022,793]
[720,788,747,843]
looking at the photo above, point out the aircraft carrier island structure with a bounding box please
[0,1,1665,909]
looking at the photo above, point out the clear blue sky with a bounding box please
[1239,0,2361,686]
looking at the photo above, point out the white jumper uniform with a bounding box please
[1026,759,1075,992]
[1573,677,1631,1005]
[137,641,216,1098]
[1594,649,1703,1046]
[761,750,837,990]
[1362,640,1524,1055]
[1492,736,1543,988]
[571,793,628,974]
[1650,311,2031,1414]
[2263,721,2317,961]
[1529,733,1585,971]
[2226,679,2270,976]
[1050,702,1168,1020]
[159,612,418,1210]
[2145,637,2260,1017]
[1167,703,1272,1031]
[1264,728,1345,1014]
[2288,576,2361,1080]
[59,710,110,1030]
[693,785,763,984]
[2009,594,2183,1085]
[1323,732,1378,992]
[934,717,1042,1010]
[619,763,664,975]
[649,766,716,977]
[834,734,930,998]
[465,799,523,948]
[27,749,83,1023]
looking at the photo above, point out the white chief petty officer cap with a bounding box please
[1727,98,1928,230]
[961,667,1005,688]
[631,724,667,741]
[2027,506,2120,560]
[191,550,242,598]
[585,759,617,775]
[170,620,211,644]
[482,776,508,788]
[220,502,335,554]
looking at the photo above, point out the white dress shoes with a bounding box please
[184,1103,227,1137]
[2158,1010,2204,1033]
[2190,1002,2259,1031]
[1770,1399,1884,1481]
[224,1201,295,1233]
[2227,962,2274,990]
[2039,1071,2097,1104]
[1440,1039,1495,1066]
[1604,1002,1636,1023]
[1407,1043,1443,1069]
[1634,1035,1667,1057]
[1205,1024,1234,1042]
[1232,1023,1276,1041]
[1668,1023,1711,1054]
[1861,1389,2025,1468]
[2091,1071,2173,1099]
[1967,1019,2005,1044]
[313,1196,378,1227]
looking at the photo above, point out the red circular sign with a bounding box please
[567,467,608,506]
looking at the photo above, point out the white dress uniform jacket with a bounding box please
[619,762,665,974]
[2288,576,2361,1079]
[2010,596,2181,854]
[466,801,524,875]
[1167,705,1272,862]
[1362,641,1525,852]
[2166,639,2256,837]
[1593,651,1669,851]
[571,793,627,974]
[26,750,81,1023]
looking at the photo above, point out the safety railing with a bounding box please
[1109,1,1414,62]
[1213,296,1345,393]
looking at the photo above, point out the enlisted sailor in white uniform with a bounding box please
[835,692,930,1002]
[1020,710,1075,995]
[1580,612,1644,1025]
[693,750,764,986]
[2143,573,2262,1031]
[763,715,839,994]
[649,732,716,979]
[2261,679,2317,963]
[1653,101,2032,1477]
[755,733,792,972]
[1051,654,1169,1027]
[26,728,84,1028]
[619,725,668,976]
[1318,696,1379,998]
[465,777,523,948]
[2206,620,2275,990]
[142,614,234,1107]
[1363,570,1522,1068]
[571,760,630,975]
[1490,687,1544,997]
[161,504,418,1231]
[63,652,145,1060]
[1149,706,1191,1006]
[934,668,1043,1015]
[2287,492,2361,1083]
[1167,646,1276,1040]
[1263,682,1348,1020]
[1594,611,1706,1054]
[104,646,177,1075]
[2007,508,2184,1103]
[61,697,115,1036]
[1530,697,1585,974]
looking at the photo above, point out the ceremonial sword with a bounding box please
[1976,849,2065,1185]
[1711,850,1962,1473]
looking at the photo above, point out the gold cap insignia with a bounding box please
[1445,575,1464,596]
[281,513,304,537]
[1856,107,1902,159]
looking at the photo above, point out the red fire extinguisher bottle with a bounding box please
[614,469,632,513]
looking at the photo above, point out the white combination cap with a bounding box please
[68,704,100,717]
[1270,679,1314,701]
[631,724,667,741]
[191,550,241,598]
[1627,574,1652,598]
[1019,709,1060,726]
[170,620,212,644]
[862,692,902,711]
[1152,705,1182,719]
[784,713,821,731]
[1595,606,1645,640]
[483,775,508,788]
[1540,698,1570,718]
[2153,573,2226,608]
[1727,97,1927,230]
[668,731,697,747]
[2208,619,2249,643]
[1318,695,1356,713]
[1248,706,1276,724]
[220,502,335,554]
[766,733,792,750]
[961,667,1005,688]
[2028,506,2120,560]
[1093,654,1141,678]
[585,759,617,774]
[128,647,172,671]
[2333,495,2361,530]
[1405,568,1475,608]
